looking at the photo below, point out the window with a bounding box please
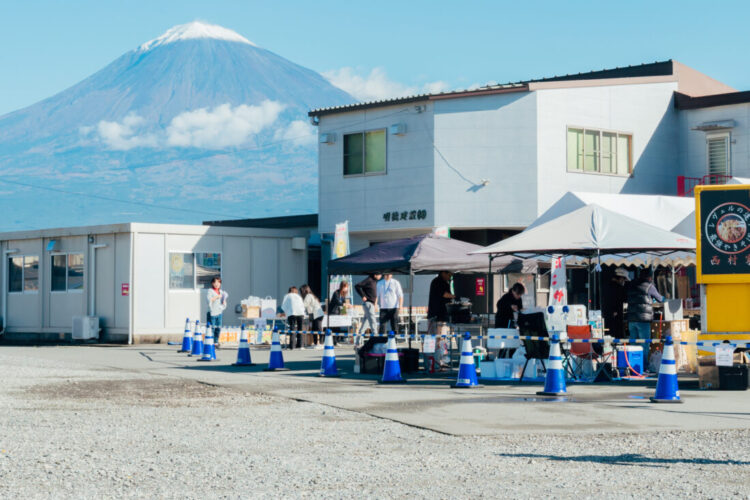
[169,252,221,290]
[343,129,386,176]
[8,257,23,293]
[24,256,39,292]
[195,253,221,289]
[50,253,83,292]
[169,253,195,289]
[707,133,730,179]
[567,127,631,175]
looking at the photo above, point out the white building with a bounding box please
[309,60,743,307]
[0,223,308,343]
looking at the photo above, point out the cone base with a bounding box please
[318,373,341,378]
[649,397,683,404]
[451,383,484,388]
[263,367,290,371]
[536,391,567,396]
[378,379,407,384]
[197,358,216,362]
[232,362,256,366]
[177,349,190,353]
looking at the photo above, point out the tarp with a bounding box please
[327,233,537,275]
[530,191,696,238]
[473,204,696,257]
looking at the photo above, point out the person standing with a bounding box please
[328,281,351,345]
[626,268,664,359]
[427,271,454,332]
[494,282,525,329]
[206,277,227,348]
[300,284,324,348]
[281,286,305,349]
[602,268,629,338]
[376,273,403,335]
[355,273,382,341]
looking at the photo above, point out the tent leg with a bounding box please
[671,266,676,299]
[409,270,414,349]
[325,273,331,332]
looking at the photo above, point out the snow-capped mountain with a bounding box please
[0,22,354,231]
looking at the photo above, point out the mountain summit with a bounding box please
[139,21,257,50]
[0,23,354,231]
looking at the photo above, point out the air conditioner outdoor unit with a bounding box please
[72,316,99,340]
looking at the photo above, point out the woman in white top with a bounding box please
[300,284,324,348]
[206,277,228,347]
[376,274,403,335]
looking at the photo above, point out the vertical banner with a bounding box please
[330,221,353,300]
[548,255,567,307]
[475,277,485,296]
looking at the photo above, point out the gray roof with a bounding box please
[309,60,675,117]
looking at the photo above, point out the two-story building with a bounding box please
[309,60,747,307]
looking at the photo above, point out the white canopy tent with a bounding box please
[473,204,697,306]
[529,192,697,266]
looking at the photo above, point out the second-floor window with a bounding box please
[344,130,386,176]
[567,127,632,176]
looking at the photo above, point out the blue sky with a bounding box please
[1,0,749,115]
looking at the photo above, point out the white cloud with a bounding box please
[96,113,158,150]
[166,101,285,148]
[273,120,316,148]
[88,101,286,150]
[323,67,450,102]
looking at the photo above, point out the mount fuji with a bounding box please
[0,22,355,231]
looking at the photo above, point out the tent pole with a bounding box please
[596,250,602,312]
[487,255,493,330]
[671,266,676,299]
[326,273,331,332]
[409,269,414,349]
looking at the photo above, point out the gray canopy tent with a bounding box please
[327,233,537,335]
[472,204,696,310]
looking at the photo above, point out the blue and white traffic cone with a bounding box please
[319,329,341,377]
[232,324,254,366]
[264,329,289,371]
[537,334,567,396]
[452,332,482,388]
[178,318,193,352]
[650,336,683,403]
[198,323,216,361]
[379,331,406,384]
[189,321,203,357]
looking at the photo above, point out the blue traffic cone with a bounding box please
[319,329,341,377]
[452,332,482,388]
[264,329,289,371]
[232,324,254,366]
[379,331,406,384]
[189,321,203,357]
[650,336,683,403]
[537,335,567,396]
[178,318,193,352]
[198,323,216,361]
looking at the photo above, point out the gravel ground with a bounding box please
[0,351,749,499]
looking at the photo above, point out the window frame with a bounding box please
[706,132,731,179]
[168,251,222,292]
[566,126,633,177]
[8,255,40,295]
[49,252,84,294]
[342,129,388,178]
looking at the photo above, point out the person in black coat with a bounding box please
[495,282,525,328]
[602,268,629,338]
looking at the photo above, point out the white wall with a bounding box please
[535,81,680,216]
[433,92,538,229]
[317,104,436,234]
[679,103,750,179]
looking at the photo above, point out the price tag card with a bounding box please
[715,344,735,367]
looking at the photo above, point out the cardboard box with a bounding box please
[699,365,720,389]
[241,305,260,319]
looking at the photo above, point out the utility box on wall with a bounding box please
[72,316,99,340]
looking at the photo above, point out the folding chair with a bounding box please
[568,325,614,381]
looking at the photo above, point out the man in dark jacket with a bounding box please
[626,268,664,356]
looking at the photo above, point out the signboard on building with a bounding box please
[475,277,485,296]
[121,283,130,296]
[696,185,750,283]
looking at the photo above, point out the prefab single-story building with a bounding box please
[0,223,308,343]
